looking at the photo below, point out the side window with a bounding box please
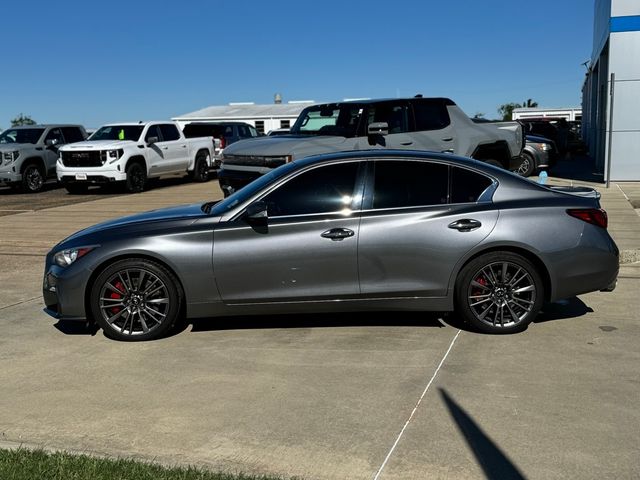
[450,167,493,203]
[61,127,85,144]
[412,100,451,131]
[237,125,250,138]
[44,128,64,146]
[248,126,259,137]
[367,102,409,134]
[224,126,234,138]
[159,124,181,141]
[372,160,448,209]
[145,125,161,142]
[262,162,360,217]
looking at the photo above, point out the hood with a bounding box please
[223,134,355,158]
[59,203,207,245]
[60,140,138,150]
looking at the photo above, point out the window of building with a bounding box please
[255,121,265,134]
[280,120,290,129]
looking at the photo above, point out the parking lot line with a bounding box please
[372,329,462,480]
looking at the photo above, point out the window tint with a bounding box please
[45,128,65,145]
[145,125,161,142]
[248,126,259,137]
[61,127,85,144]
[237,125,250,138]
[368,102,409,134]
[159,124,180,141]
[262,162,359,217]
[412,100,451,131]
[372,161,448,209]
[450,167,493,203]
[224,126,234,138]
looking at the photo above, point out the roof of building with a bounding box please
[174,103,312,120]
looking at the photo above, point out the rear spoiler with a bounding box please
[549,185,600,199]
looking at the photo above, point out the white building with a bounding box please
[173,101,314,135]
[582,0,640,181]
[512,107,582,121]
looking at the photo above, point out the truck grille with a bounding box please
[61,150,105,167]
[222,155,267,167]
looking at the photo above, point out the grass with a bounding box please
[0,448,291,480]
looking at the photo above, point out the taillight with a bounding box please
[567,208,608,229]
[219,136,226,149]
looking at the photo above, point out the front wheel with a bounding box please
[21,164,45,193]
[515,152,536,177]
[455,252,544,334]
[125,162,147,193]
[90,259,182,341]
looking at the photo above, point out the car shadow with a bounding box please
[534,297,594,324]
[181,310,448,336]
[547,155,604,184]
[54,319,100,336]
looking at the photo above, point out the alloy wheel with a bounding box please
[25,166,44,192]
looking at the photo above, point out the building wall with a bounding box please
[583,0,640,181]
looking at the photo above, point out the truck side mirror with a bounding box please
[368,122,389,136]
[147,136,159,145]
[45,139,59,147]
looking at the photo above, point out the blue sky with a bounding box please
[1,0,594,128]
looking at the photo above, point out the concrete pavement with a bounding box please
[0,174,639,479]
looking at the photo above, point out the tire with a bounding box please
[515,152,536,177]
[125,161,147,193]
[190,152,209,182]
[90,258,183,341]
[21,163,45,193]
[65,184,88,195]
[455,251,544,334]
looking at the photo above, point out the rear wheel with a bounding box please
[21,163,45,193]
[515,152,536,177]
[90,258,182,341]
[190,152,209,182]
[125,161,146,193]
[455,252,544,334]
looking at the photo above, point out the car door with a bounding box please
[357,159,498,297]
[410,99,459,154]
[364,101,416,149]
[159,124,187,172]
[213,161,364,303]
[144,124,169,175]
[43,128,65,175]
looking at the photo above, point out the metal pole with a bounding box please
[606,72,615,188]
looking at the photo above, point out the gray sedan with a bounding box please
[43,150,619,341]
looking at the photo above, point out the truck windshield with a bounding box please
[0,128,45,145]
[290,103,363,137]
[90,125,144,141]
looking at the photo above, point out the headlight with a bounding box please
[3,151,19,164]
[53,247,95,267]
[264,155,293,168]
[532,143,551,152]
[108,149,124,163]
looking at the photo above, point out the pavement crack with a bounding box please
[0,296,41,311]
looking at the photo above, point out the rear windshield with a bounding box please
[183,124,228,138]
[0,128,45,144]
[90,125,144,141]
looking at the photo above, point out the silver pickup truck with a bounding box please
[218,97,524,196]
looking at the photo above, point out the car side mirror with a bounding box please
[245,200,268,223]
[45,139,59,147]
[147,136,158,145]
[368,122,389,136]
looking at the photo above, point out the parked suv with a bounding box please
[218,97,524,196]
[0,125,87,192]
[182,122,260,168]
[515,135,559,177]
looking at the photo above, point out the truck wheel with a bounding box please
[190,153,209,182]
[65,184,88,195]
[125,162,146,193]
[515,152,535,177]
[21,163,45,193]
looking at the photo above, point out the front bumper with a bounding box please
[0,168,21,185]
[57,166,127,184]
[42,253,93,321]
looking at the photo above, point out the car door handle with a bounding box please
[441,149,455,154]
[161,146,169,150]
[442,137,454,142]
[448,219,482,231]
[321,228,355,241]
[181,144,187,148]
[401,142,413,146]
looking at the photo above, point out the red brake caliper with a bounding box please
[473,277,487,298]
[110,281,125,314]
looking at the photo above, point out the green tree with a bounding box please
[11,113,36,126]
[497,99,539,121]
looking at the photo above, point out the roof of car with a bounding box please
[316,97,456,106]
[9,124,84,129]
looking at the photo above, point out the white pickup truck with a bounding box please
[57,121,213,193]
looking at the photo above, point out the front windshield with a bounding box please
[290,103,363,137]
[208,162,299,216]
[89,125,144,141]
[0,128,45,145]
